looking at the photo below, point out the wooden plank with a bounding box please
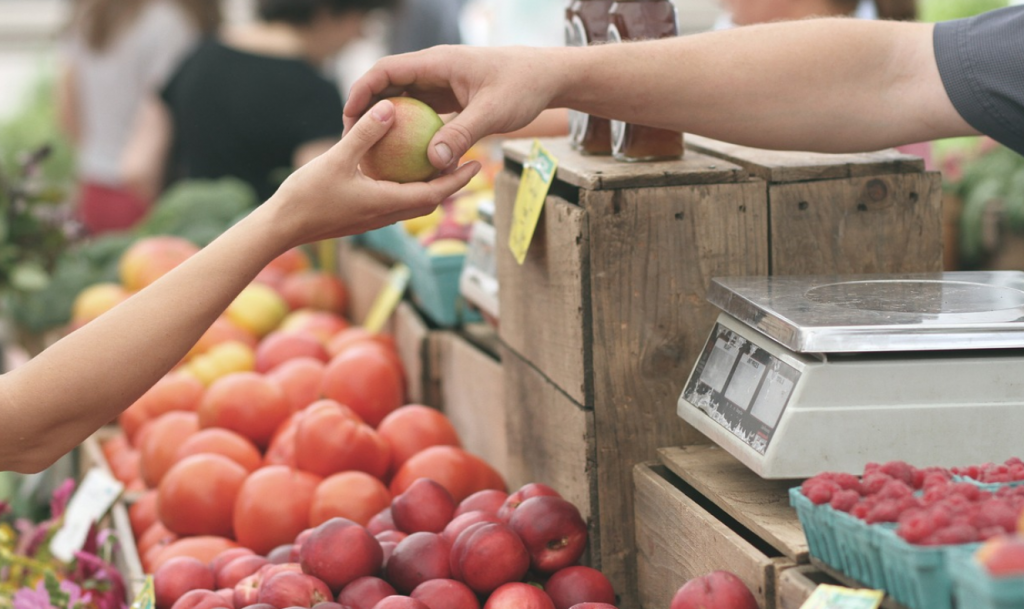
[634,462,779,609]
[392,301,428,404]
[769,172,944,275]
[494,171,590,404]
[658,445,809,562]
[776,565,836,609]
[686,135,925,183]
[585,179,769,606]
[437,332,509,479]
[811,558,912,609]
[501,345,596,552]
[111,500,146,599]
[502,137,746,191]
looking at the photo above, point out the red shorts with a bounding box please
[77,181,149,235]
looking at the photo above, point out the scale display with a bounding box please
[683,323,800,455]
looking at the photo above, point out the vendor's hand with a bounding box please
[344,46,560,172]
[268,98,481,249]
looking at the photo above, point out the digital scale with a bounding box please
[677,271,1024,479]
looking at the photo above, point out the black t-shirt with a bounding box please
[934,6,1024,156]
[161,39,344,202]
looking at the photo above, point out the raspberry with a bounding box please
[851,503,870,520]
[927,523,980,545]
[863,462,881,476]
[806,483,836,505]
[830,489,861,513]
[866,499,902,524]
[880,461,916,487]
[879,479,914,500]
[862,473,894,496]
[973,500,1019,532]
[978,526,1008,541]
[830,473,863,494]
[898,512,937,544]
[922,473,951,490]
[950,483,987,502]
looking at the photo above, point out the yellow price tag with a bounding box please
[130,575,155,609]
[363,263,410,334]
[509,140,559,265]
[799,584,884,609]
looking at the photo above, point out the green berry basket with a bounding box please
[875,526,980,609]
[949,545,1024,609]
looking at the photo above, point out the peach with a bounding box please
[409,579,480,609]
[482,583,556,609]
[509,497,587,574]
[120,236,199,292]
[154,557,215,609]
[71,282,129,327]
[169,589,227,609]
[336,576,396,609]
[227,284,289,338]
[450,523,529,595]
[233,573,262,608]
[266,247,312,275]
[280,310,350,345]
[367,508,398,535]
[300,518,383,593]
[979,535,1024,576]
[370,597,430,609]
[670,571,757,609]
[455,490,508,518]
[280,272,349,316]
[257,571,332,608]
[360,97,444,184]
[187,317,258,361]
[385,532,451,594]
[255,331,329,374]
[375,530,407,544]
[497,483,561,523]
[217,555,270,590]
[207,544,252,575]
[545,566,616,609]
[391,479,456,534]
[441,511,502,547]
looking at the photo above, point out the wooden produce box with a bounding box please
[495,137,942,608]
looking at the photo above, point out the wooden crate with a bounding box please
[494,137,943,607]
[431,329,509,478]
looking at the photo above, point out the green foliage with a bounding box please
[137,178,257,246]
[948,145,1024,265]
[918,0,1009,21]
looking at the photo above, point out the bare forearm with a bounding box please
[0,205,290,472]
[554,18,975,152]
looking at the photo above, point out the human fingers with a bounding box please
[333,99,396,168]
[426,102,511,170]
[379,161,482,216]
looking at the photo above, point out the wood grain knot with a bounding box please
[865,179,889,202]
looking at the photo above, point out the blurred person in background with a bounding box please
[388,0,464,55]
[122,0,395,205]
[58,0,220,235]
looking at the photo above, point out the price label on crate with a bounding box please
[49,468,124,562]
[508,140,558,265]
[799,584,884,609]
[364,263,411,334]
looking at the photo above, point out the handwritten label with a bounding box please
[49,468,123,562]
[509,140,558,265]
[799,584,884,609]
[363,263,411,334]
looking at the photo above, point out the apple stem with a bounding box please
[547,537,569,551]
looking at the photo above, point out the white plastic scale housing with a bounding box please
[677,272,1024,479]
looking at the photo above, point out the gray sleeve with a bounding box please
[934,6,1024,156]
[388,0,463,55]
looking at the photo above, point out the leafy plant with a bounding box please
[947,144,1024,266]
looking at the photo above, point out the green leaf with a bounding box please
[10,261,50,292]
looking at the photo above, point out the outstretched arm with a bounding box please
[346,18,975,169]
[0,100,480,474]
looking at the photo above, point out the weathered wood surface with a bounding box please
[686,135,925,183]
[776,565,834,609]
[584,179,769,602]
[769,172,944,275]
[658,445,809,562]
[811,558,913,609]
[635,463,791,609]
[502,137,746,191]
[494,172,590,404]
[436,332,508,479]
[392,302,429,404]
[337,239,390,325]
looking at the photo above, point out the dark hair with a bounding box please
[258,0,398,25]
[68,0,221,51]
[830,0,917,21]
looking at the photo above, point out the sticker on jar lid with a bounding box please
[799,584,884,609]
[509,140,559,265]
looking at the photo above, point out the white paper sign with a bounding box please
[49,467,124,562]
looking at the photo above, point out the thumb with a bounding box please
[337,99,396,162]
[428,104,495,170]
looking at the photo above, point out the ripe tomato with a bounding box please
[294,404,390,479]
[376,405,461,473]
[233,466,321,555]
[309,471,392,527]
[174,428,262,472]
[129,489,159,538]
[320,344,405,427]
[136,372,205,418]
[158,454,248,537]
[390,446,507,503]
[118,399,151,446]
[197,372,289,449]
[137,521,178,559]
[149,536,239,571]
[267,357,326,413]
[140,411,200,488]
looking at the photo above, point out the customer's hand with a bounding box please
[344,46,561,172]
[270,98,482,250]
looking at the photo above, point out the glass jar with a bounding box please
[607,0,684,162]
[565,0,615,155]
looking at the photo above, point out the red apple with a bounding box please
[380,541,398,572]
[483,583,556,609]
[497,483,561,523]
[301,518,383,593]
[291,528,317,561]
[441,511,502,547]
[670,571,758,609]
[386,532,452,594]
[455,490,508,518]
[257,571,333,608]
[368,508,398,535]
[391,478,456,534]
[217,555,271,590]
[450,522,529,595]
[370,597,430,609]
[375,530,408,544]
[336,576,396,609]
[509,497,587,574]
[155,557,215,609]
[170,590,229,609]
[544,566,615,609]
[215,588,234,608]
[211,548,255,576]
[233,573,261,608]
[267,544,294,564]
[409,579,480,609]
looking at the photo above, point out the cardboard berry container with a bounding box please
[951,475,1024,493]
[949,545,1024,609]
[875,526,980,609]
